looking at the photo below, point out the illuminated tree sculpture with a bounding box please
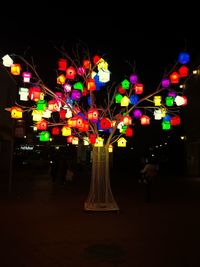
[3,45,191,211]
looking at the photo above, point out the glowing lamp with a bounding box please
[94,137,104,147]
[2,54,13,67]
[67,135,73,143]
[130,94,139,104]
[36,119,48,130]
[175,95,187,106]
[154,95,162,106]
[59,109,67,119]
[11,64,21,75]
[121,79,130,89]
[48,100,59,112]
[108,144,113,153]
[42,109,52,119]
[19,87,29,101]
[100,118,111,130]
[32,110,43,121]
[52,127,60,135]
[77,67,86,76]
[120,96,130,106]
[98,59,108,71]
[123,115,132,125]
[63,83,72,93]
[83,59,91,69]
[98,69,110,83]
[170,72,180,84]
[11,106,23,119]
[39,131,50,141]
[83,137,90,146]
[93,55,101,65]
[117,137,127,147]
[140,115,150,125]
[36,100,47,111]
[89,134,97,144]
[88,108,99,122]
[133,109,142,119]
[66,66,76,79]
[161,78,170,88]
[22,72,32,83]
[178,52,190,64]
[165,96,174,106]
[118,86,126,94]
[72,137,79,145]
[29,86,43,101]
[71,89,82,101]
[57,74,66,84]
[168,90,176,97]
[86,78,96,91]
[115,93,123,103]
[129,74,138,84]
[162,120,171,130]
[79,121,89,132]
[58,58,67,70]
[61,126,71,136]
[73,82,84,92]
[154,109,162,120]
[134,83,143,94]
[125,127,133,137]
[171,115,181,126]
[178,65,189,77]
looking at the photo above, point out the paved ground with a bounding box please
[0,165,200,267]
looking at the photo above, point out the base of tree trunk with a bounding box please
[84,201,119,211]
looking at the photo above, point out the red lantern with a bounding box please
[93,55,101,65]
[52,127,60,135]
[37,119,48,130]
[59,109,66,119]
[89,134,97,144]
[66,66,76,80]
[79,121,89,132]
[83,59,91,69]
[29,86,42,101]
[125,127,133,137]
[171,116,181,126]
[88,108,99,122]
[178,65,189,77]
[134,83,144,94]
[100,118,111,129]
[118,86,126,94]
[58,58,67,71]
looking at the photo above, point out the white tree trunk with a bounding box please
[84,146,119,211]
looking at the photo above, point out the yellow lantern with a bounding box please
[154,95,162,106]
[117,137,127,147]
[11,106,23,119]
[94,137,104,147]
[120,96,130,106]
[61,126,71,136]
[11,63,21,75]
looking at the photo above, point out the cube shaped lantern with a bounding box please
[22,72,32,83]
[11,63,21,75]
[11,107,23,119]
[39,131,50,142]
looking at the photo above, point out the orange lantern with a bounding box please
[170,72,180,84]
[88,108,99,122]
[11,63,21,75]
[11,106,23,119]
[140,115,150,125]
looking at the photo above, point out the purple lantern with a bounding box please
[133,109,142,119]
[71,89,82,101]
[129,74,138,84]
[161,78,170,88]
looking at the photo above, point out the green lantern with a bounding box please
[37,100,47,111]
[165,96,174,107]
[115,93,123,103]
[73,81,84,92]
[39,131,50,141]
[162,120,171,130]
[121,79,130,89]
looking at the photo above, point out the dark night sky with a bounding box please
[0,12,199,88]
